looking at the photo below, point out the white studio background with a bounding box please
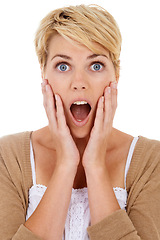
[0,0,160,140]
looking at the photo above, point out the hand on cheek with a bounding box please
[82,82,118,170]
[41,80,80,171]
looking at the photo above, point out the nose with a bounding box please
[70,70,88,91]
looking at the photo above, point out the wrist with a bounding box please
[85,164,110,186]
[55,161,78,176]
[84,162,107,175]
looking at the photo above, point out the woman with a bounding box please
[0,4,160,240]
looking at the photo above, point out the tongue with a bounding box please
[71,104,90,121]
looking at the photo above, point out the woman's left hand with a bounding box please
[82,82,117,170]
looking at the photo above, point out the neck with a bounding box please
[38,126,119,155]
[72,128,118,158]
[73,136,89,158]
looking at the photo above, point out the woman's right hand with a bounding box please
[42,79,80,172]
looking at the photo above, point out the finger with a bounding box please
[93,96,104,130]
[55,94,68,129]
[43,83,57,128]
[111,82,118,115]
[41,79,48,95]
[104,86,112,124]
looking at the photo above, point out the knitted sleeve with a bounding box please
[87,137,160,240]
[0,132,42,240]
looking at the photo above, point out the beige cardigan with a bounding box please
[0,131,160,240]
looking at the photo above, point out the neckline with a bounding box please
[29,137,138,191]
[29,183,127,194]
[124,136,139,188]
[126,136,149,191]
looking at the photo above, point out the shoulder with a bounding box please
[0,131,33,214]
[0,130,32,161]
[129,136,160,167]
[0,131,33,188]
[0,131,32,159]
[126,136,160,215]
[0,131,32,149]
[0,130,32,169]
[139,135,160,148]
[133,136,160,165]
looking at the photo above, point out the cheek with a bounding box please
[49,80,66,102]
[44,69,59,92]
[96,73,116,95]
[50,83,62,96]
[98,77,110,90]
[103,71,116,87]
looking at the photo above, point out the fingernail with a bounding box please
[41,80,45,87]
[111,82,117,89]
[45,85,49,92]
[101,96,104,103]
[107,87,111,94]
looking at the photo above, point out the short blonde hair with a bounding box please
[35,4,122,78]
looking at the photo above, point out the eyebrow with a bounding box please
[87,54,108,59]
[51,54,71,61]
[51,53,108,61]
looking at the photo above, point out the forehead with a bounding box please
[47,34,109,59]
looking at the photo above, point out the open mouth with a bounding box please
[70,101,91,122]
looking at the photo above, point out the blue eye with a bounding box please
[57,63,69,72]
[91,63,103,71]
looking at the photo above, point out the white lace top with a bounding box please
[26,137,138,240]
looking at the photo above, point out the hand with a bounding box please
[82,82,117,170]
[42,80,80,171]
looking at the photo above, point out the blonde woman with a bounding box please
[0,4,160,240]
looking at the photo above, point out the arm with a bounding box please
[0,147,76,240]
[87,160,160,240]
[83,83,160,239]
[25,81,80,240]
[83,83,120,225]
[85,165,120,225]
[0,152,42,240]
[0,80,80,240]
[25,164,76,240]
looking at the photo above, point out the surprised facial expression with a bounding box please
[43,34,117,139]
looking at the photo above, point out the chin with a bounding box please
[70,125,91,140]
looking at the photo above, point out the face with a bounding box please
[44,34,117,139]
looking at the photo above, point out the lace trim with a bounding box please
[29,185,127,203]
[29,184,47,196]
[30,185,126,192]
[113,187,127,209]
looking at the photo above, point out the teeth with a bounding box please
[73,101,88,105]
